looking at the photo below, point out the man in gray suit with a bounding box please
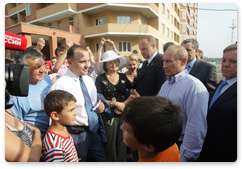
[181,39,218,96]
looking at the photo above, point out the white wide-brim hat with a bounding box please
[94,50,127,75]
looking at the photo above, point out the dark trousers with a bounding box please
[68,127,107,162]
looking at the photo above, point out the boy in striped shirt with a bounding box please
[43,90,79,162]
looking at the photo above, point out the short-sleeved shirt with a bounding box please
[43,128,79,162]
[9,74,52,140]
[138,144,181,162]
[95,73,132,102]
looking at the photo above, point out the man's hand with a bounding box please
[35,38,45,51]
[96,101,105,113]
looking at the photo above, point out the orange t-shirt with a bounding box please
[138,144,181,162]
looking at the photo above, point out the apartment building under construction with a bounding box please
[5,3,198,59]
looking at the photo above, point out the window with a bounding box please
[69,17,74,26]
[57,21,62,28]
[190,10,193,16]
[96,43,105,53]
[162,24,165,34]
[95,16,105,26]
[182,11,186,19]
[182,36,186,41]
[171,15,173,24]
[167,10,170,20]
[190,28,193,34]
[171,31,173,39]
[162,3,165,14]
[141,19,146,25]
[166,28,169,37]
[190,19,193,25]
[118,41,131,52]
[183,3,187,7]
[182,24,186,32]
[25,3,31,16]
[117,16,130,24]
[48,23,52,28]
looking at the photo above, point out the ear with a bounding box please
[143,144,155,153]
[151,43,156,49]
[67,59,72,66]
[181,57,187,66]
[50,111,59,121]
[195,48,199,55]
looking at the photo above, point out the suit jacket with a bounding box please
[198,82,237,162]
[189,59,218,96]
[135,53,166,96]
[97,93,113,143]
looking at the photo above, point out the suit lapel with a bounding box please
[209,82,237,111]
[138,54,159,81]
[189,59,200,76]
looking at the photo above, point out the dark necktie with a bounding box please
[141,60,148,70]
[185,64,191,72]
[209,81,228,109]
[80,76,99,132]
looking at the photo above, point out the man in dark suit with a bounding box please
[135,35,166,96]
[198,43,237,162]
[181,39,218,96]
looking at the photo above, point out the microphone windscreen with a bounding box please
[5,31,27,51]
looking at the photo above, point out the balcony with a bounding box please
[35,3,77,23]
[82,23,159,39]
[57,25,79,33]
[7,3,25,16]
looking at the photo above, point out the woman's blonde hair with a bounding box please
[127,54,138,63]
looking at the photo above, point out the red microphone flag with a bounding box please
[5,31,27,51]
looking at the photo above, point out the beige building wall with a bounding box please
[5,3,198,57]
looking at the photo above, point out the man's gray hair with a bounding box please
[223,43,237,53]
[181,38,199,50]
[19,47,44,64]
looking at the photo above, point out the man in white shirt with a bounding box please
[50,45,112,162]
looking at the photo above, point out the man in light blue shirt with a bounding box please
[7,47,52,140]
[157,45,209,162]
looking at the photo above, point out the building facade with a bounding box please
[5,3,198,60]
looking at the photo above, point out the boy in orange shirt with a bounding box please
[120,96,182,162]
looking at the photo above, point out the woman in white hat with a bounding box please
[94,50,133,162]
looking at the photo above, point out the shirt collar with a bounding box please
[187,57,197,68]
[225,77,237,86]
[167,70,188,84]
[147,51,158,64]
[65,68,80,81]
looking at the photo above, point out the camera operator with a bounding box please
[6,47,52,141]
[5,61,42,162]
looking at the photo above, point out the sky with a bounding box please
[197,3,238,58]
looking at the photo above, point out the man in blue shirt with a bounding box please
[7,47,52,140]
[157,45,209,162]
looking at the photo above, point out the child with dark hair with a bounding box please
[120,96,182,162]
[43,90,79,162]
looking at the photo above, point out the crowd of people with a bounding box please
[5,35,237,162]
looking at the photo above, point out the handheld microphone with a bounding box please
[5,31,27,51]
